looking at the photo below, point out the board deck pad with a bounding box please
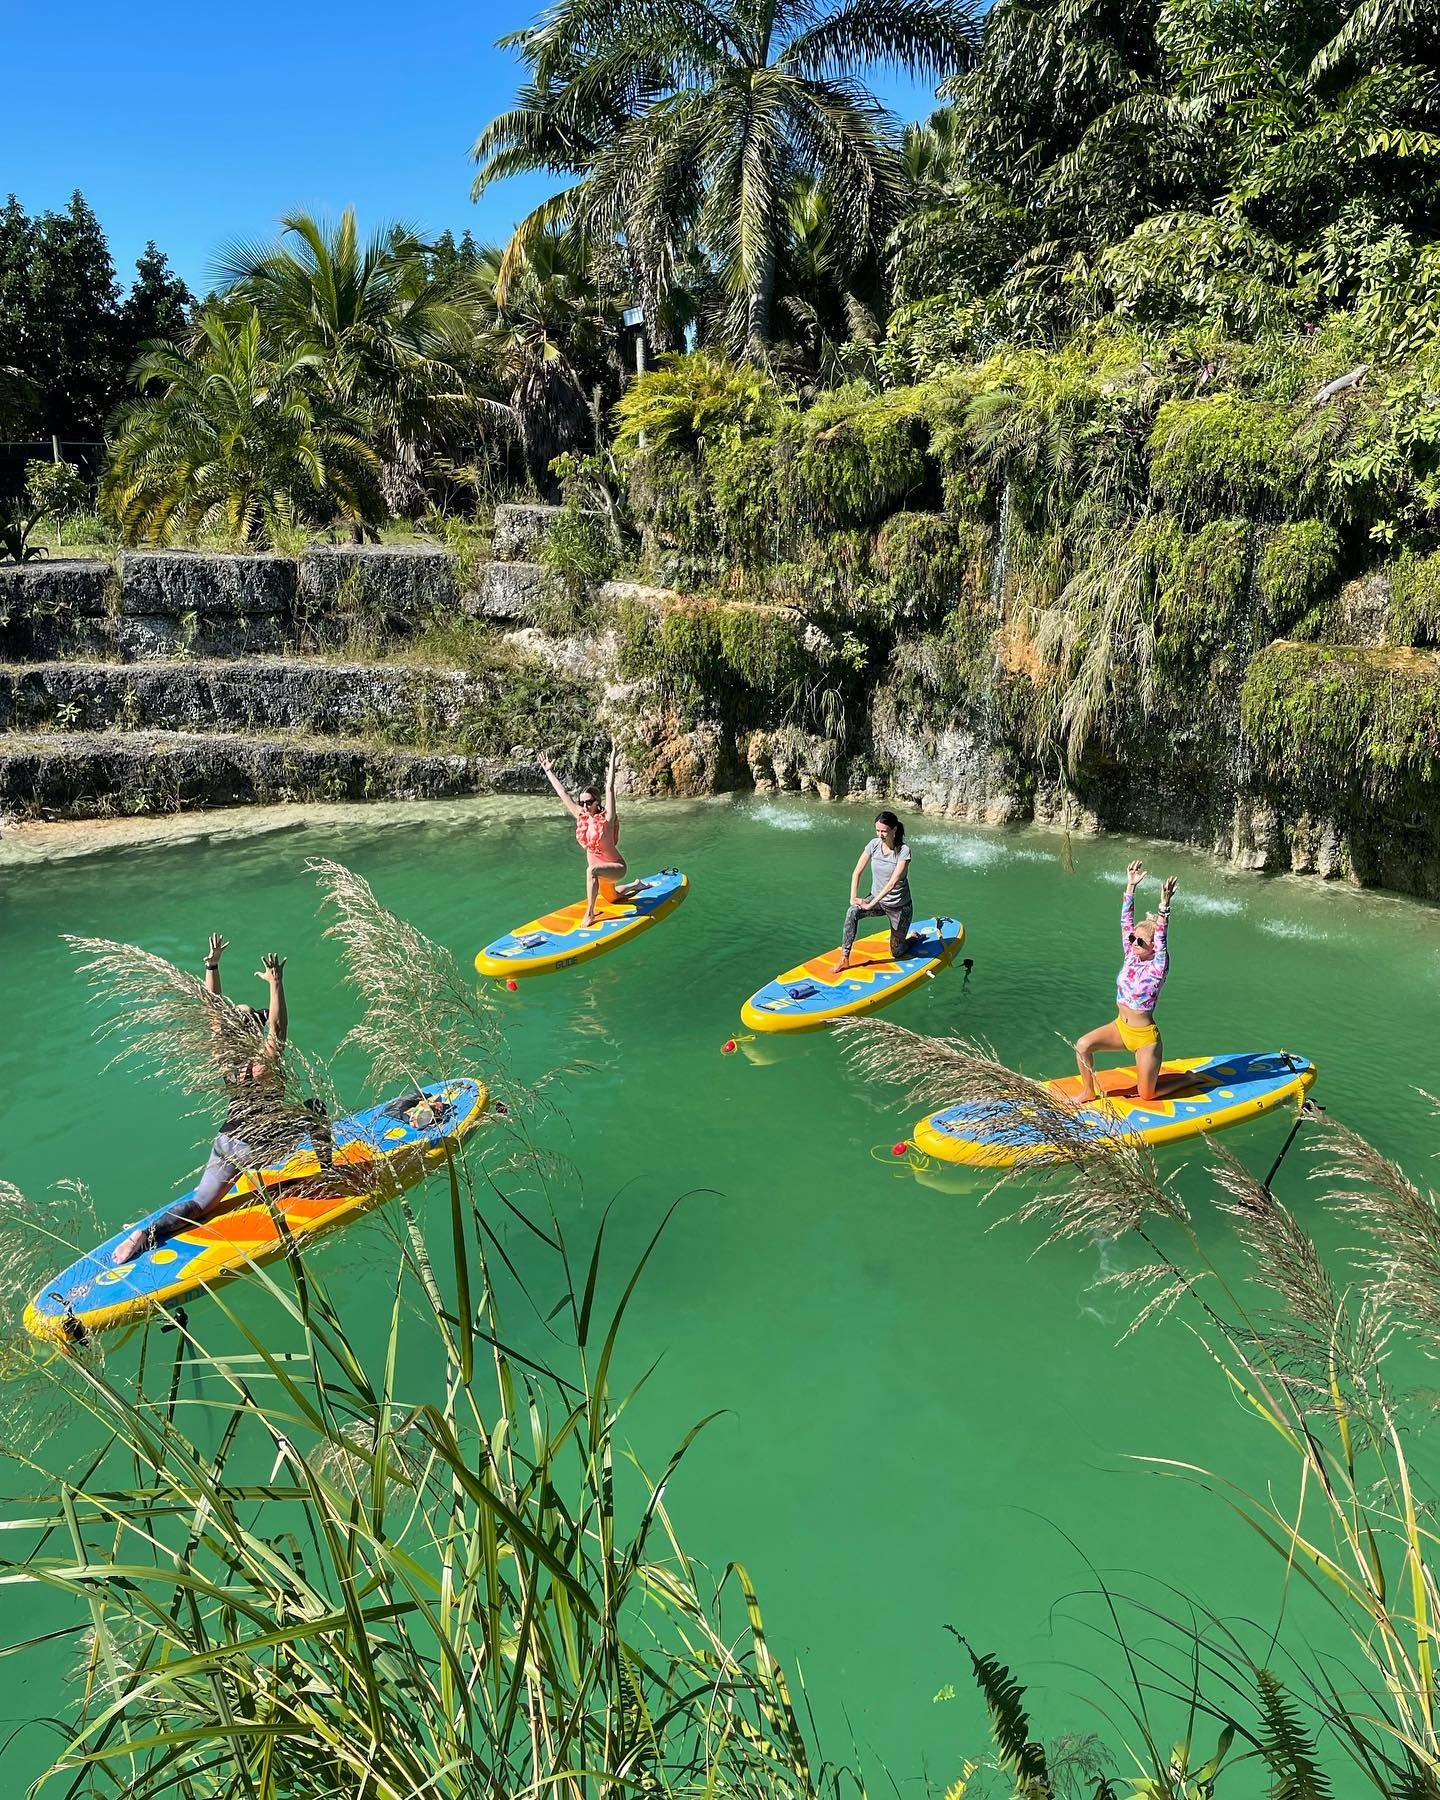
[741,916,964,1033]
[912,1051,1315,1167]
[25,1078,489,1343]
[475,869,688,978]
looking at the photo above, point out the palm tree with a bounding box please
[473,0,980,360]
[472,229,622,489]
[771,178,884,380]
[104,308,383,547]
[218,210,483,512]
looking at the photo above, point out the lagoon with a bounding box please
[1,793,1436,1787]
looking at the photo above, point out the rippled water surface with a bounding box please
[2,793,1437,1785]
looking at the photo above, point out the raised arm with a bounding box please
[203,933,228,1038]
[1154,877,1176,972]
[259,954,287,1053]
[604,743,619,822]
[537,752,580,820]
[1123,860,1145,949]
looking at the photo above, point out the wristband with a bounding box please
[204,961,219,970]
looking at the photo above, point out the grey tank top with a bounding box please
[865,837,911,905]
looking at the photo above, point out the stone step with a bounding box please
[0,729,542,822]
[0,543,462,662]
[465,560,562,623]
[0,658,505,740]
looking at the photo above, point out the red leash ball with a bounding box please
[721,1039,737,1054]
[892,1141,908,1157]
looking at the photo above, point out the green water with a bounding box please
[2,793,1439,1787]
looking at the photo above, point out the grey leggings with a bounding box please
[842,897,913,961]
[152,1131,254,1245]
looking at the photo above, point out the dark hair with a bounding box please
[874,809,905,849]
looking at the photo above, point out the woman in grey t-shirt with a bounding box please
[836,811,913,967]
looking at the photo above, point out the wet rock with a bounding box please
[1336,571,1391,647]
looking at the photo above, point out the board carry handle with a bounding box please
[47,1292,87,1346]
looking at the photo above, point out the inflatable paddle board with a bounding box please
[912,1051,1315,1168]
[741,916,963,1034]
[475,869,688,979]
[25,1078,489,1345]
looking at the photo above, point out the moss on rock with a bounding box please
[1241,642,1440,798]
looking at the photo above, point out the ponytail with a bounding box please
[875,809,905,849]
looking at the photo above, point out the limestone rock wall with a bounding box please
[0,732,534,819]
[0,659,504,739]
[0,546,459,661]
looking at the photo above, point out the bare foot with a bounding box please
[1062,1088,1099,1110]
[832,957,852,972]
[578,912,598,930]
[112,1226,151,1265]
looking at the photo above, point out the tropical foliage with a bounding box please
[103,309,384,547]
[471,0,980,358]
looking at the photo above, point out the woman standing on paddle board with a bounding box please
[1074,861,1178,1105]
[538,743,643,929]
[836,811,913,968]
[113,935,288,1264]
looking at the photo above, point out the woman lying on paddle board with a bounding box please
[836,811,914,969]
[1074,861,1178,1104]
[538,743,644,929]
[113,935,288,1264]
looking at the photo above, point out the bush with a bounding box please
[25,457,90,533]
[1149,395,1309,521]
[774,383,930,534]
[615,594,815,725]
[542,499,619,591]
[1153,517,1253,673]
[874,511,987,628]
[613,351,786,457]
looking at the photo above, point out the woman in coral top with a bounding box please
[1074,859,1179,1104]
[538,743,644,928]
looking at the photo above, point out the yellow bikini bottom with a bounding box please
[1115,1014,1159,1052]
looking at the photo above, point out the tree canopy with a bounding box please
[0,193,190,441]
[472,0,981,360]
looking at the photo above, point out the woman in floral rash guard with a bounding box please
[1074,859,1178,1104]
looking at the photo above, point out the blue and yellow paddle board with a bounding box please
[475,869,688,978]
[25,1078,489,1344]
[912,1051,1315,1168]
[741,916,964,1034]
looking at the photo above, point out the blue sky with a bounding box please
[2,0,943,295]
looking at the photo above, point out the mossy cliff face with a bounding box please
[5,491,1440,897]
[595,335,1440,897]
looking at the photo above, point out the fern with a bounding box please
[1255,1668,1332,1800]
[950,1628,1053,1797]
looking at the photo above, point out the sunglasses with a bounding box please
[579,795,601,809]
[1127,932,1153,948]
